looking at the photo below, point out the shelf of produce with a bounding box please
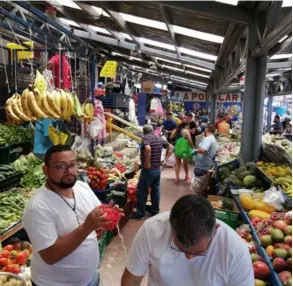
[215,159,239,182]
[231,193,283,286]
[0,222,23,242]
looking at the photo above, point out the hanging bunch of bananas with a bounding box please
[80,100,95,124]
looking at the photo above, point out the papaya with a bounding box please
[254,201,276,214]
[248,210,271,220]
[239,193,254,211]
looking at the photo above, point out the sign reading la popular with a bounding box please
[175,91,241,103]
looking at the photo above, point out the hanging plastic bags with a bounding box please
[155,99,164,116]
[88,117,103,139]
[174,137,193,159]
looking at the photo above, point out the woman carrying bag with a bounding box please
[170,122,194,184]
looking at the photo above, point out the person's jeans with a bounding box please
[136,168,161,216]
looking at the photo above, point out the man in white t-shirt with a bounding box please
[121,195,254,286]
[23,145,122,286]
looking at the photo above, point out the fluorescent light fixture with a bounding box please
[215,0,238,5]
[277,68,292,71]
[89,25,111,35]
[180,47,217,61]
[129,56,143,62]
[187,71,210,78]
[54,0,81,10]
[163,65,184,72]
[190,80,207,86]
[139,38,175,51]
[134,83,141,89]
[185,64,211,73]
[156,57,181,65]
[266,73,282,77]
[111,52,123,57]
[270,54,292,60]
[282,0,292,7]
[172,26,223,44]
[59,18,81,28]
[91,6,110,17]
[278,35,289,43]
[120,13,167,31]
[120,33,133,41]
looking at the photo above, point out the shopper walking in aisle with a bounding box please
[131,125,173,220]
[170,122,194,183]
[217,114,230,136]
[271,115,284,135]
[191,124,217,195]
[162,112,177,142]
[121,195,254,286]
[23,145,123,286]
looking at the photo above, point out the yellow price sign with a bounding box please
[100,61,117,78]
[48,125,68,145]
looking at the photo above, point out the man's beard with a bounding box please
[48,175,77,189]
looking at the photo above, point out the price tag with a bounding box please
[100,61,117,78]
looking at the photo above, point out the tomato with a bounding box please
[2,250,10,258]
[99,204,120,230]
[0,258,9,266]
[15,252,27,265]
[5,264,21,274]
[3,245,13,252]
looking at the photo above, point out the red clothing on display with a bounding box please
[48,55,72,89]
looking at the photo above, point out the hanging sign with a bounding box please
[217,94,241,102]
[174,91,207,102]
[100,61,117,78]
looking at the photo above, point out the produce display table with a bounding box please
[0,222,23,242]
[231,192,283,286]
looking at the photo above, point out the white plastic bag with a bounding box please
[71,135,83,151]
[88,117,103,139]
[263,186,285,211]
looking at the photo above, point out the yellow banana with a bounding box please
[47,91,61,116]
[6,100,22,123]
[21,89,36,121]
[27,90,47,120]
[60,89,68,119]
[65,92,74,120]
[54,90,62,114]
[42,92,60,119]
[11,94,31,122]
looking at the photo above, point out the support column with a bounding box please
[240,23,267,162]
[267,95,273,131]
[209,84,216,125]
[90,54,96,103]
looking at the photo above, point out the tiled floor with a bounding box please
[100,167,193,286]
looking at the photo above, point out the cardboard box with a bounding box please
[142,81,155,93]
[208,195,240,229]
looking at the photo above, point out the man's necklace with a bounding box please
[47,181,80,226]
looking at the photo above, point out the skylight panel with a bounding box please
[120,13,167,31]
[266,73,282,77]
[52,0,82,10]
[215,0,238,6]
[270,54,292,60]
[91,6,110,17]
[156,57,181,65]
[180,47,217,61]
[172,26,224,44]
[59,18,81,28]
[278,35,289,43]
[282,0,292,7]
[163,65,184,72]
[185,64,212,73]
[89,26,111,35]
[187,71,210,78]
[140,38,176,51]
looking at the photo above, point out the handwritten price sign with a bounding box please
[100,61,117,78]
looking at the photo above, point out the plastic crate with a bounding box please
[101,94,129,108]
[0,172,23,191]
[0,146,10,164]
[98,230,114,262]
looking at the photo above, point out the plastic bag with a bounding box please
[88,117,103,139]
[174,137,193,159]
[155,99,164,116]
[263,186,285,211]
[71,135,83,151]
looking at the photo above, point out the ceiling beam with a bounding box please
[98,1,140,45]
[159,5,180,58]
[156,1,253,24]
[268,35,292,57]
[13,1,93,50]
[252,10,292,57]
[74,29,216,70]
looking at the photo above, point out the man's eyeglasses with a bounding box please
[53,163,79,172]
[170,234,214,257]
